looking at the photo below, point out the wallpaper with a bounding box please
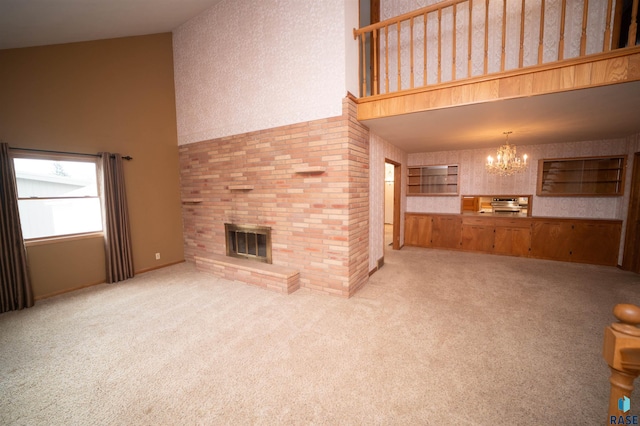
[173,0,353,145]
[369,131,408,271]
[407,136,638,220]
[379,0,614,92]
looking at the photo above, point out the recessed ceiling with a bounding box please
[362,80,640,153]
[0,0,224,50]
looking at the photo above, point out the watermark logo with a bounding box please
[611,396,638,425]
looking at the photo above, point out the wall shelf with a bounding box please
[407,164,459,196]
[537,155,626,196]
[228,185,254,191]
[293,166,326,174]
[181,198,203,204]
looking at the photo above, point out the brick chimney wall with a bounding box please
[179,96,369,297]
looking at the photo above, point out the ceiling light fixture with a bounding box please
[486,132,528,176]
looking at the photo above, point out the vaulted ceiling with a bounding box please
[2,0,640,153]
[0,0,224,50]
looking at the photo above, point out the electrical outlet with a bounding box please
[155,253,160,260]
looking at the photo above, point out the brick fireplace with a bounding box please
[179,96,369,297]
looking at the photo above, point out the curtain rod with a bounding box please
[9,147,133,161]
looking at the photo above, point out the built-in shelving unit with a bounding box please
[408,164,459,196]
[537,156,626,196]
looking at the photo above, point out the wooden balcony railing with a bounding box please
[354,0,639,98]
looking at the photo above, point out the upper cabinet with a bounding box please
[537,156,627,197]
[408,165,459,196]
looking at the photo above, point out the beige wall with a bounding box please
[0,33,184,299]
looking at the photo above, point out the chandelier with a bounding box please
[485,132,528,176]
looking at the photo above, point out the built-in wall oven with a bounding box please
[491,198,522,214]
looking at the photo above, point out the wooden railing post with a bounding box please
[539,0,546,64]
[580,0,589,56]
[604,0,613,52]
[558,0,567,60]
[629,0,639,48]
[603,304,640,422]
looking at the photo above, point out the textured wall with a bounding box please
[407,137,636,220]
[179,97,368,297]
[173,0,355,145]
[369,132,408,271]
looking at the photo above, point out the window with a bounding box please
[12,155,103,240]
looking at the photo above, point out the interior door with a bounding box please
[622,152,640,272]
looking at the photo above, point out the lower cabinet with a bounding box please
[431,215,462,249]
[404,214,432,247]
[530,219,621,265]
[530,221,573,261]
[405,213,621,266]
[494,220,531,257]
[571,222,621,265]
[461,217,494,253]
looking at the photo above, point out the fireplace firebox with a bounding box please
[224,223,272,264]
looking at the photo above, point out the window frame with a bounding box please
[10,150,104,243]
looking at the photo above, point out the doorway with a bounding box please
[622,152,640,272]
[385,159,401,251]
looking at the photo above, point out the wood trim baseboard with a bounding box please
[369,256,385,276]
[34,260,186,301]
[135,259,185,275]
[34,279,106,301]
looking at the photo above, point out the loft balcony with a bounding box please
[353,0,640,152]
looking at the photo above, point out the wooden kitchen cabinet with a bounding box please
[404,214,432,247]
[530,220,574,261]
[571,221,622,265]
[431,215,462,249]
[461,217,494,253]
[530,219,621,266]
[404,213,621,266]
[494,219,531,257]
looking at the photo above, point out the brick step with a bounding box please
[195,255,300,294]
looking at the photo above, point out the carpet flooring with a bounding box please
[2,247,640,425]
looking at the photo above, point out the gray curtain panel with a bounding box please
[99,153,134,284]
[0,143,33,313]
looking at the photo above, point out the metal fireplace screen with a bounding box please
[224,223,272,264]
